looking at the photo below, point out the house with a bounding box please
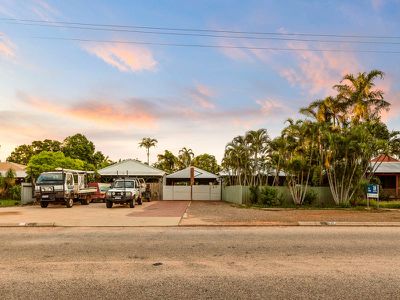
[0,162,27,183]
[371,155,400,198]
[163,166,221,200]
[98,159,166,200]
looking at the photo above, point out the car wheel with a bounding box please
[106,201,113,208]
[81,198,89,205]
[137,198,142,205]
[129,200,135,208]
[40,201,48,208]
[66,198,74,208]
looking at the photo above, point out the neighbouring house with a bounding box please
[98,159,166,200]
[371,155,400,198]
[163,166,221,200]
[0,162,27,183]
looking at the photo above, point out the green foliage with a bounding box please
[303,189,318,206]
[8,185,21,200]
[356,199,400,209]
[27,151,86,179]
[139,137,158,165]
[153,150,178,173]
[0,199,20,207]
[250,186,281,207]
[7,134,111,169]
[192,154,220,174]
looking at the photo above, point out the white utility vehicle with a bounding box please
[105,178,143,208]
[35,169,96,208]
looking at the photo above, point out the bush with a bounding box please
[8,185,21,200]
[303,189,317,206]
[357,199,400,209]
[249,186,260,205]
[258,186,282,207]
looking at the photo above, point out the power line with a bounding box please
[4,21,400,46]
[21,35,400,54]
[1,17,400,40]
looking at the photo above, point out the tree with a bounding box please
[192,154,220,174]
[245,129,270,186]
[139,137,158,165]
[153,150,178,173]
[27,151,86,179]
[7,144,35,165]
[178,147,194,168]
[334,70,389,124]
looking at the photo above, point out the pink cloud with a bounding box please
[31,0,59,21]
[0,33,16,59]
[278,42,361,96]
[82,43,157,73]
[17,92,157,128]
[189,84,215,109]
[256,99,288,117]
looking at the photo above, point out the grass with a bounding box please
[356,199,400,209]
[0,199,20,207]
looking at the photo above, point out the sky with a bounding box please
[0,0,400,164]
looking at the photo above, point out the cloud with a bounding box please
[256,99,288,116]
[189,84,215,109]
[0,33,16,60]
[82,43,157,73]
[30,0,59,21]
[17,92,158,128]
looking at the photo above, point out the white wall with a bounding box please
[163,185,221,201]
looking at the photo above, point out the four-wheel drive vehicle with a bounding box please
[35,169,96,208]
[88,182,111,202]
[105,178,142,208]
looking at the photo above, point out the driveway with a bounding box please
[0,201,190,227]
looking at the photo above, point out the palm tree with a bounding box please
[245,129,269,186]
[334,70,389,123]
[154,150,178,173]
[139,137,158,165]
[178,147,194,168]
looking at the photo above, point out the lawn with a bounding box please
[0,199,20,207]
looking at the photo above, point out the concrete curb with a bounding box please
[0,222,55,227]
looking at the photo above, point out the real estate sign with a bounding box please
[367,184,379,199]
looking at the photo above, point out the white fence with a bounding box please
[21,183,35,204]
[163,185,221,201]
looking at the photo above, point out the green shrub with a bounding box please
[356,199,400,209]
[8,185,21,200]
[258,186,281,206]
[303,189,318,206]
[249,186,260,204]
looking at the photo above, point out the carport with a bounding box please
[98,159,165,200]
[163,166,221,201]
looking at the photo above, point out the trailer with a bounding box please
[35,169,97,208]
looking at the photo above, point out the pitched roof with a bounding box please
[0,162,27,178]
[98,159,165,177]
[166,166,218,179]
[372,162,400,174]
[371,155,399,162]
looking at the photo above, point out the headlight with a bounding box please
[106,191,112,196]
[125,192,132,197]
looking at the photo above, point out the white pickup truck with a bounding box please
[105,178,143,208]
[35,169,96,208]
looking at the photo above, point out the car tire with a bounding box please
[66,198,74,208]
[129,200,135,208]
[137,198,142,205]
[106,201,113,208]
[81,198,89,205]
[40,201,48,208]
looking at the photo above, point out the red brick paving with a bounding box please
[127,201,190,217]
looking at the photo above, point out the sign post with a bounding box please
[366,184,379,209]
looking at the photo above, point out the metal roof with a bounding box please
[372,162,400,174]
[166,167,218,179]
[98,159,165,177]
[0,162,27,178]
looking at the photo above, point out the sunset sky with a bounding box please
[0,0,400,164]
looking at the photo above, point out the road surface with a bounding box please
[1,227,399,299]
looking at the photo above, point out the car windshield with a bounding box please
[99,184,111,192]
[113,181,135,188]
[36,173,64,185]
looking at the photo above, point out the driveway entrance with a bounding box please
[0,201,190,227]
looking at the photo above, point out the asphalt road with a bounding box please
[1,227,400,299]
